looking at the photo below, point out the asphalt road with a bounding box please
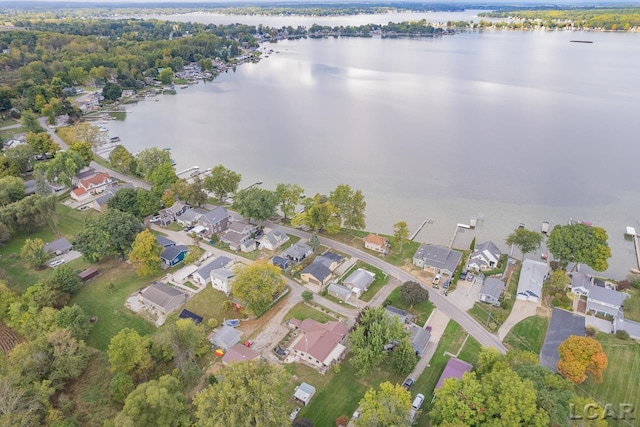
[268,222,508,353]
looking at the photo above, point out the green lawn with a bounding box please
[284,302,335,324]
[580,333,640,426]
[0,125,26,141]
[181,285,239,325]
[622,288,640,322]
[503,315,549,355]
[385,287,434,326]
[164,222,184,232]
[70,259,156,350]
[338,261,389,302]
[299,356,404,425]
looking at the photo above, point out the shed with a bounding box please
[221,343,260,365]
[479,278,505,306]
[293,382,316,406]
[161,245,188,267]
[210,325,242,351]
[435,358,473,391]
[410,326,431,357]
[155,235,176,248]
[272,256,291,270]
[78,267,99,282]
[179,309,203,324]
[327,283,352,302]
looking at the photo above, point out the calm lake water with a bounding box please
[105,13,640,279]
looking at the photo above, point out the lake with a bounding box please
[105,13,640,279]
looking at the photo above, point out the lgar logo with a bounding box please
[569,403,635,421]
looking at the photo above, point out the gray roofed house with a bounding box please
[210,325,242,351]
[385,305,411,324]
[585,284,628,317]
[343,268,376,298]
[192,256,234,286]
[468,241,502,271]
[221,230,251,251]
[155,235,176,248]
[301,261,333,287]
[92,183,135,212]
[258,229,289,251]
[139,282,187,315]
[43,237,73,256]
[540,308,585,372]
[570,272,591,295]
[615,314,640,340]
[240,239,256,253]
[410,326,431,357]
[161,244,188,267]
[198,206,230,235]
[327,283,352,302]
[413,244,462,276]
[176,208,206,225]
[284,242,313,262]
[72,167,97,185]
[315,252,343,271]
[479,278,505,306]
[164,201,189,219]
[516,259,549,303]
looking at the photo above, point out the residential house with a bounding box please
[155,235,176,248]
[516,259,549,303]
[192,256,234,287]
[385,305,412,324]
[413,244,462,276]
[164,202,190,221]
[91,183,135,212]
[176,208,206,226]
[288,318,349,371]
[240,239,256,253]
[210,268,234,295]
[258,229,289,251]
[284,242,313,262]
[410,326,431,357]
[479,278,505,306]
[71,172,113,201]
[43,237,72,256]
[3,138,26,150]
[72,167,97,186]
[221,343,260,365]
[327,283,352,302]
[138,282,187,315]
[315,252,343,271]
[343,268,376,298]
[198,206,230,236]
[161,245,188,267]
[301,261,333,288]
[570,272,629,318]
[293,383,316,406]
[540,308,585,372]
[434,358,473,391]
[210,325,242,351]
[179,309,203,324]
[468,241,502,271]
[272,256,291,270]
[221,222,255,251]
[364,234,389,254]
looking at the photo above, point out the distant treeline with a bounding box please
[481,8,640,31]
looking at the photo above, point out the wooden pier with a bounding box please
[626,226,640,270]
[410,218,434,241]
[449,223,470,249]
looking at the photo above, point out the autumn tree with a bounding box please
[20,238,49,269]
[505,228,543,260]
[0,176,26,207]
[232,262,285,316]
[557,335,608,384]
[72,123,105,148]
[232,187,279,223]
[109,144,136,174]
[154,318,209,378]
[193,360,289,427]
[26,131,59,154]
[329,184,366,230]
[275,182,304,220]
[74,209,143,262]
[69,141,93,163]
[399,281,429,308]
[128,229,163,277]
[355,381,412,427]
[204,164,242,203]
[547,224,611,271]
[291,194,341,234]
[393,220,409,252]
[107,328,152,379]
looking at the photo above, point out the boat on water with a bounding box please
[570,40,593,43]
[110,136,121,143]
[541,221,550,235]
[180,85,188,89]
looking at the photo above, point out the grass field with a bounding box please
[580,333,640,426]
[621,288,640,322]
[181,285,239,326]
[385,287,434,326]
[299,356,404,425]
[503,315,550,355]
[338,260,389,302]
[284,302,335,324]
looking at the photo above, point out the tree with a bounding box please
[547,224,611,271]
[128,229,163,277]
[329,184,366,230]
[35,150,86,187]
[393,221,409,252]
[0,156,20,178]
[355,381,412,427]
[232,262,285,316]
[161,189,176,209]
[109,145,135,174]
[69,141,93,163]
[74,209,143,262]
[232,187,279,223]
[505,228,543,260]
[135,147,172,179]
[107,188,140,217]
[391,337,418,375]
[302,290,313,302]
[107,328,152,379]
[21,110,44,133]
[49,264,82,294]
[193,360,289,427]
[399,281,429,308]
[115,375,188,427]
[557,335,608,384]
[155,318,209,378]
[0,86,15,111]
[110,373,134,405]
[158,68,175,85]
[20,238,48,269]
[309,233,320,250]
[349,306,409,375]
[275,183,304,220]
[55,305,92,340]
[4,144,36,174]
[26,132,59,154]
[0,176,25,207]
[291,194,340,234]
[171,177,206,207]
[149,162,178,195]
[204,164,242,203]
[137,189,162,217]
[71,123,105,148]
[102,82,123,101]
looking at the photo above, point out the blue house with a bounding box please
[272,256,291,270]
[161,244,188,267]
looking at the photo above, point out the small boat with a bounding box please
[180,85,188,89]
[631,268,640,275]
[570,40,593,43]
[470,217,477,228]
[541,221,550,234]
[99,127,108,132]
[225,319,240,327]
[110,136,121,143]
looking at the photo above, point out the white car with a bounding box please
[289,407,301,421]
[412,393,425,411]
[432,274,442,287]
[49,259,66,268]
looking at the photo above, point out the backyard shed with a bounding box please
[210,325,242,351]
[78,268,99,282]
[293,382,316,406]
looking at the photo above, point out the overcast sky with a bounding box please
[0,0,631,4]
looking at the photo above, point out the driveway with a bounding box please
[497,299,539,340]
[585,315,613,334]
[447,278,481,311]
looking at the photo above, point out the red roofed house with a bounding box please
[288,318,348,372]
[364,234,389,255]
[221,343,260,365]
[71,172,114,201]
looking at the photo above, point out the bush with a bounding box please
[110,373,134,404]
[302,290,314,302]
[615,330,630,340]
[207,318,218,329]
[585,326,597,337]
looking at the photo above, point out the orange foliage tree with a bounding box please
[557,335,608,384]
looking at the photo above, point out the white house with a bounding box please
[210,268,234,295]
[258,229,290,251]
[468,241,502,271]
[192,256,234,287]
[516,259,549,303]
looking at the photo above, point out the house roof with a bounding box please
[365,234,388,247]
[200,206,229,225]
[318,252,343,263]
[179,309,203,324]
[272,256,290,267]
[80,172,111,188]
[284,242,312,259]
[75,167,97,180]
[588,300,620,317]
[435,358,473,390]
[328,283,351,300]
[221,343,260,364]
[161,244,188,262]
[177,208,202,223]
[223,230,248,245]
[43,237,72,254]
[211,268,234,281]
[586,284,628,308]
[344,268,376,291]
[414,244,462,274]
[473,241,501,258]
[140,282,186,310]
[385,305,410,323]
[517,259,549,299]
[411,326,431,354]
[94,183,135,207]
[260,229,288,247]
[228,222,251,233]
[78,267,98,280]
[293,382,316,404]
[480,278,505,301]
[211,325,242,347]
[155,235,176,247]
[540,308,585,372]
[571,272,591,290]
[291,319,348,362]
[166,201,188,215]
[71,187,87,197]
[196,256,234,279]
[301,261,332,282]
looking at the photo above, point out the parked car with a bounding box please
[466,272,475,282]
[402,378,415,390]
[149,215,161,223]
[432,274,442,287]
[460,270,467,280]
[442,279,451,290]
[49,259,65,268]
[412,394,425,411]
[289,407,301,421]
[184,225,194,232]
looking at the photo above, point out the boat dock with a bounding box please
[449,223,470,249]
[410,218,434,241]
[626,226,640,270]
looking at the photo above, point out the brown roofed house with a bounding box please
[364,234,389,254]
[289,318,348,372]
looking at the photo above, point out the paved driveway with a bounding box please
[498,299,539,340]
[447,278,481,311]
